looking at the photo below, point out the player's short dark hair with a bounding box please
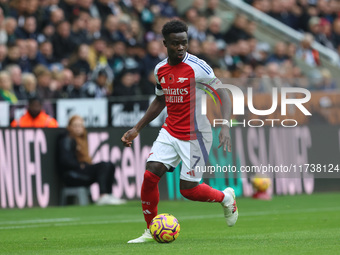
[162,20,188,39]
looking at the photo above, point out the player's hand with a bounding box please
[217,126,231,152]
[121,128,139,147]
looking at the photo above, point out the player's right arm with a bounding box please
[121,95,166,147]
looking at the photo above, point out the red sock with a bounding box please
[141,170,160,228]
[180,183,224,202]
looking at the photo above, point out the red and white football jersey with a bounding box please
[154,53,220,141]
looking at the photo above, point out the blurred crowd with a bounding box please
[0,0,338,105]
[246,0,340,59]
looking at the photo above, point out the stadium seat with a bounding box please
[60,186,91,206]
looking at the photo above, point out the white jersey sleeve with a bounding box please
[185,54,221,91]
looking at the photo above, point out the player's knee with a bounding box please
[145,162,167,178]
[143,169,161,184]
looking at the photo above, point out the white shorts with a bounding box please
[147,128,212,182]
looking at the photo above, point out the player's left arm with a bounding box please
[194,59,232,152]
[216,87,232,152]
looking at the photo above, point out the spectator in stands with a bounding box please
[267,41,289,64]
[49,8,65,26]
[88,37,107,70]
[140,70,157,95]
[34,65,56,98]
[22,72,38,98]
[207,16,223,41]
[308,16,334,49]
[51,20,77,65]
[95,0,120,21]
[58,0,76,22]
[307,69,323,90]
[11,96,58,127]
[70,12,90,46]
[188,39,204,59]
[145,16,167,42]
[287,42,297,59]
[101,14,120,43]
[59,68,74,92]
[140,40,162,79]
[25,39,48,72]
[15,39,30,72]
[4,17,17,45]
[116,15,135,45]
[317,0,336,23]
[3,43,20,67]
[201,39,219,67]
[129,19,145,46]
[296,33,320,67]
[112,70,139,97]
[39,40,60,70]
[223,14,250,44]
[14,16,38,40]
[331,18,340,48]
[0,45,7,70]
[69,44,91,74]
[61,69,87,98]
[81,67,110,98]
[0,7,6,45]
[108,40,126,75]
[251,42,271,66]
[191,0,206,14]
[183,7,199,26]
[251,0,271,13]
[37,23,55,43]
[0,70,17,103]
[6,64,25,100]
[129,0,154,31]
[269,0,299,29]
[26,0,43,27]
[320,68,337,91]
[320,18,333,45]
[78,0,100,18]
[205,0,219,17]
[87,17,102,42]
[261,62,283,92]
[8,0,26,21]
[57,115,126,205]
[188,15,208,42]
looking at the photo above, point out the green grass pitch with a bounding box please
[1,193,340,255]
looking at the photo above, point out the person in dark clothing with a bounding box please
[6,64,25,100]
[51,20,77,64]
[70,12,90,46]
[223,14,251,44]
[112,70,139,97]
[95,0,117,22]
[14,16,38,40]
[3,44,20,68]
[58,115,126,205]
[59,69,87,98]
[68,44,91,74]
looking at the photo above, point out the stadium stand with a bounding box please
[0,0,339,125]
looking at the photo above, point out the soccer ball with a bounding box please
[252,177,271,192]
[149,213,180,243]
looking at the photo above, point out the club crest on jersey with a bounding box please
[168,74,174,84]
[177,77,188,83]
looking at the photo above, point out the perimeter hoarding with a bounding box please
[0,126,339,208]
